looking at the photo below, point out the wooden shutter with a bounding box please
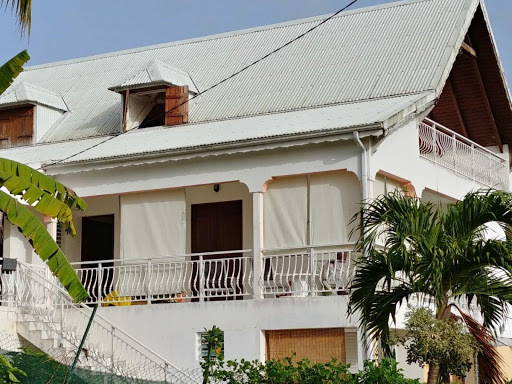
[165,86,189,126]
[0,106,34,148]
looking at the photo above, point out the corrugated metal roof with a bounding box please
[0,82,68,111]
[0,92,433,167]
[5,0,478,143]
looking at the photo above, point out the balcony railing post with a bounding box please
[452,132,456,170]
[164,362,169,383]
[432,125,437,164]
[471,144,475,181]
[309,247,316,296]
[199,255,205,301]
[97,262,102,305]
[146,260,152,304]
[111,325,115,375]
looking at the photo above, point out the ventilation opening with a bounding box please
[56,222,63,248]
[122,85,189,131]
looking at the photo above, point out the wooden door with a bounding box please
[191,201,243,300]
[81,215,115,301]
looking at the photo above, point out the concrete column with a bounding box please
[44,216,58,241]
[252,192,264,300]
[356,328,367,370]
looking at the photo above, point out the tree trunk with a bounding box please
[427,364,440,384]
[427,301,450,384]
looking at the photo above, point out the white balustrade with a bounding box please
[418,118,508,189]
[261,247,355,297]
[71,250,254,305]
[0,246,355,308]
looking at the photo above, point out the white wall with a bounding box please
[52,141,361,196]
[98,296,356,370]
[35,105,64,142]
[60,195,120,263]
[371,119,496,200]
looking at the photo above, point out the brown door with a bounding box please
[81,215,115,302]
[191,200,243,300]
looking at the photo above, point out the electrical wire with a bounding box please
[39,0,362,170]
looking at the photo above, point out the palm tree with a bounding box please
[0,0,88,302]
[1,0,31,35]
[1,0,31,92]
[349,190,512,384]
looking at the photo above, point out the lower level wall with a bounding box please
[98,296,357,370]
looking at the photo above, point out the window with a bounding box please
[265,328,345,363]
[198,330,224,361]
[122,86,189,131]
[0,106,34,148]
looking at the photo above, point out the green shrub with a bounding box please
[201,326,422,384]
[204,356,421,384]
[357,359,421,384]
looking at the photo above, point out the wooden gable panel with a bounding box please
[429,6,512,149]
[449,53,501,148]
[468,7,512,146]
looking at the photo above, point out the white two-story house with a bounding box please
[1,0,511,382]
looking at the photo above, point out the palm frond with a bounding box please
[350,188,512,368]
[443,190,512,242]
[0,158,87,234]
[0,50,30,94]
[1,0,32,34]
[452,270,512,331]
[0,189,88,302]
[451,309,506,384]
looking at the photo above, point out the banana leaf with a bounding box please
[0,189,89,302]
[0,50,30,94]
[0,158,87,235]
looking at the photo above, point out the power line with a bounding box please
[40,0,362,170]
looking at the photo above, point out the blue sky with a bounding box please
[1,0,511,87]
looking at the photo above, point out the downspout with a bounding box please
[353,132,369,202]
[353,131,370,365]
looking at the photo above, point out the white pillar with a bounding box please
[252,192,264,300]
[356,328,367,370]
[44,216,58,241]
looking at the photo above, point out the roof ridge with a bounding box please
[25,0,433,71]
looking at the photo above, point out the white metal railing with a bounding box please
[0,262,200,383]
[418,118,508,189]
[261,246,356,297]
[70,250,254,305]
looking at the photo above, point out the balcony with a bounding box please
[9,246,354,306]
[418,118,508,189]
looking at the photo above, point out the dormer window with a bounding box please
[0,106,34,148]
[109,59,197,131]
[0,82,68,148]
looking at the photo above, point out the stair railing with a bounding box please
[11,262,200,384]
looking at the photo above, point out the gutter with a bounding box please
[45,123,385,173]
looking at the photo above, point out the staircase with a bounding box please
[2,263,200,384]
